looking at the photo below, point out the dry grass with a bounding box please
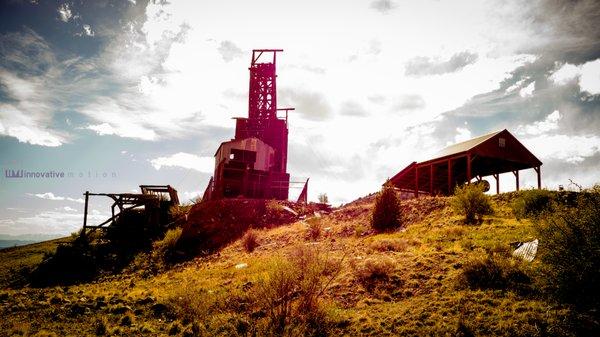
[0,193,588,336]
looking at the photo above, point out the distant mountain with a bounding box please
[0,240,38,249]
[0,234,64,248]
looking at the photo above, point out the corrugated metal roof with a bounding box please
[433,130,503,158]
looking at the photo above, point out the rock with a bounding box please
[151,303,168,316]
[111,304,132,314]
[235,263,248,269]
[70,303,86,316]
[135,296,156,305]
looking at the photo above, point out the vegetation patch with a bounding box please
[451,184,493,225]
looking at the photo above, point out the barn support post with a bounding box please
[513,170,520,191]
[447,159,452,194]
[493,174,500,194]
[534,166,541,189]
[82,191,89,239]
[414,166,419,198]
[429,164,434,195]
[467,154,472,184]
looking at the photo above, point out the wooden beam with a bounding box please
[414,167,419,198]
[447,159,452,194]
[82,191,89,239]
[493,174,499,194]
[535,166,541,189]
[429,164,434,195]
[513,170,520,191]
[467,153,472,184]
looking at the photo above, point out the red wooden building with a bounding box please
[388,129,542,196]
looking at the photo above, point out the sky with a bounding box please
[0,0,599,238]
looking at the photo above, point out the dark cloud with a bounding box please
[217,40,243,62]
[369,0,396,14]
[279,88,332,121]
[392,94,425,111]
[405,51,478,77]
[340,101,368,117]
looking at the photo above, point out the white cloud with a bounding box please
[0,210,107,236]
[522,134,600,162]
[57,3,72,22]
[550,59,600,94]
[181,190,202,202]
[28,192,84,204]
[62,206,78,212]
[519,81,535,97]
[453,126,472,144]
[517,110,561,136]
[82,24,95,37]
[150,152,214,173]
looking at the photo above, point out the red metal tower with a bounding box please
[204,49,293,201]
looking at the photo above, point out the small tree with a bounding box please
[451,183,493,225]
[317,193,329,204]
[371,185,402,232]
[536,186,600,309]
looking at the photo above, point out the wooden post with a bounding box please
[414,166,419,198]
[429,164,434,195]
[466,154,472,184]
[535,166,541,189]
[447,159,452,194]
[493,174,500,194]
[82,191,89,239]
[513,170,520,191]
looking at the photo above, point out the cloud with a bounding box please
[517,110,561,136]
[519,81,535,97]
[549,59,600,95]
[339,101,368,117]
[405,51,478,77]
[452,126,472,144]
[57,3,72,22]
[150,152,214,173]
[82,24,95,37]
[370,0,396,14]
[392,95,425,111]
[0,209,107,236]
[279,88,332,121]
[28,192,84,203]
[0,29,67,146]
[217,40,244,62]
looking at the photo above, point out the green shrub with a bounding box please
[512,189,554,220]
[354,256,395,291]
[371,185,402,232]
[152,227,182,263]
[255,245,342,336]
[306,218,322,241]
[459,254,530,291]
[242,229,259,253]
[318,193,329,204]
[451,184,493,225]
[536,186,600,309]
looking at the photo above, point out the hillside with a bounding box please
[0,192,594,336]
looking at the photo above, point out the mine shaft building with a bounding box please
[203,49,296,201]
[388,129,542,196]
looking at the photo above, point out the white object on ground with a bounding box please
[512,239,538,262]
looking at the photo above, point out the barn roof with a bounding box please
[388,129,542,195]
[434,130,503,158]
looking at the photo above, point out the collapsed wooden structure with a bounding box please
[388,129,542,196]
[80,185,179,238]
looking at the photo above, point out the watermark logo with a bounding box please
[4,169,117,179]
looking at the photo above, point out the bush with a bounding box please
[371,185,402,232]
[306,218,322,241]
[512,189,554,220]
[152,227,182,263]
[255,245,342,336]
[536,186,600,309]
[354,256,395,291]
[451,184,493,225]
[459,254,530,291]
[318,193,329,204]
[242,229,259,253]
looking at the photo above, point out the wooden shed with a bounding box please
[388,129,542,196]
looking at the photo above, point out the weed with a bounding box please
[243,229,260,253]
[371,185,402,232]
[152,227,183,263]
[458,254,530,291]
[512,189,554,220]
[354,256,395,291]
[369,238,409,252]
[451,184,493,225]
[536,186,600,309]
[306,218,322,241]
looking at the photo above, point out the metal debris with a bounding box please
[512,239,538,262]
